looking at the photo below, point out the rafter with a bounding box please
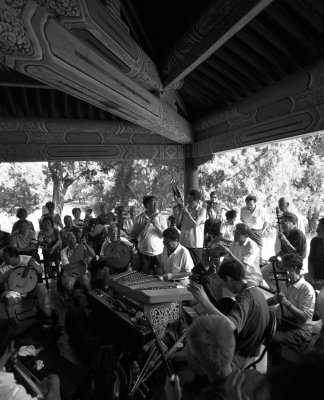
[1,0,193,144]
[162,0,273,90]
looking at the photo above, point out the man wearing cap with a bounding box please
[307,217,324,288]
[262,212,307,292]
[240,194,269,264]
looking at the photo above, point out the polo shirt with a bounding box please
[276,276,315,338]
[308,236,324,279]
[180,205,206,248]
[162,243,194,285]
[227,238,262,285]
[228,283,270,357]
[240,205,268,230]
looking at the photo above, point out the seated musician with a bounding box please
[189,259,270,369]
[10,220,38,261]
[267,253,315,366]
[262,212,307,292]
[0,246,50,320]
[208,209,239,268]
[218,223,263,287]
[99,224,134,290]
[11,208,35,233]
[38,216,61,278]
[307,217,324,288]
[60,216,81,248]
[60,232,95,298]
[165,315,235,400]
[0,321,61,400]
[160,227,194,286]
[130,195,166,274]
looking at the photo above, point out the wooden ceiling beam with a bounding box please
[1,1,193,144]
[193,59,324,156]
[162,0,274,90]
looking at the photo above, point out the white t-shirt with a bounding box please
[180,205,206,248]
[162,243,194,285]
[0,371,37,400]
[227,238,262,285]
[134,212,166,256]
[220,220,236,242]
[240,205,268,230]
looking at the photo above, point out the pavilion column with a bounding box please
[184,145,199,201]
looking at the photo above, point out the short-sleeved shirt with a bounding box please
[227,238,262,285]
[0,255,38,284]
[308,236,324,279]
[11,219,35,233]
[162,243,194,285]
[180,205,206,248]
[228,284,270,357]
[240,205,268,230]
[60,226,81,248]
[276,276,315,338]
[133,212,167,256]
[282,228,307,259]
[220,220,237,242]
[10,230,36,250]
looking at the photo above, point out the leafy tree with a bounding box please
[0,162,47,215]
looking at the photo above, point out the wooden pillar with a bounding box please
[184,145,199,200]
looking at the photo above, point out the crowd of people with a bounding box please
[0,191,324,399]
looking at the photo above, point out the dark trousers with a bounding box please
[187,248,202,266]
[137,251,162,275]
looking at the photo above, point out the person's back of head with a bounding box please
[186,315,235,378]
[218,259,245,282]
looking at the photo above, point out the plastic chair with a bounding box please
[245,309,277,370]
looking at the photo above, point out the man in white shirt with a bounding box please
[240,194,269,263]
[176,189,206,266]
[220,223,263,286]
[131,195,166,274]
[161,227,194,286]
[0,246,50,320]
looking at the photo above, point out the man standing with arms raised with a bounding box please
[131,195,166,274]
[240,194,269,264]
[176,189,206,266]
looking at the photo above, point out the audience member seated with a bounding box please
[60,216,81,248]
[307,217,324,288]
[72,207,84,230]
[189,259,270,369]
[38,216,61,278]
[0,321,61,400]
[0,224,10,263]
[60,232,95,299]
[164,315,235,400]
[40,202,63,230]
[217,223,263,286]
[262,212,307,292]
[10,221,38,261]
[11,208,35,233]
[160,227,194,286]
[0,246,50,320]
[267,253,315,366]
